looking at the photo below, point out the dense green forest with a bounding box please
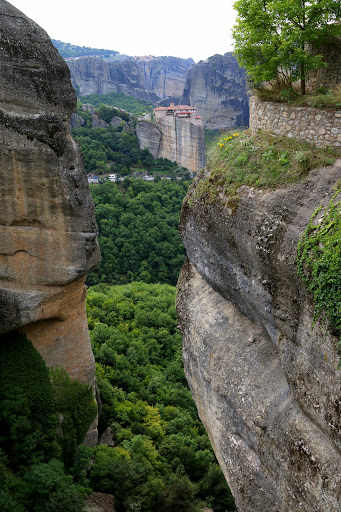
[87,282,236,512]
[79,93,154,118]
[0,75,237,509]
[52,40,118,59]
[87,179,188,286]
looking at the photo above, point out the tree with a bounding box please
[233,0,341,94]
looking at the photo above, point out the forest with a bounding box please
[0,87,237,510]
[78,93,154,118]
[52,40,118,59]
[87,179,189,287]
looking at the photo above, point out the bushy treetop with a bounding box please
[233,0,341,94]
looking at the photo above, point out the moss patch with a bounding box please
[297,191,341,361]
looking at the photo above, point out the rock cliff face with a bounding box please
[0,0,101,408]
[67,56,193,102]
[136,116,206,173]
[177,163,341,510]
[181,53,249,129]
[136,120,161,159]
[136,56,194,99]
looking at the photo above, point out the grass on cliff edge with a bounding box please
[194,129,341,204]
[255,85,341,109]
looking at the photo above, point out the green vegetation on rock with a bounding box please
[79,92,154,118]
[204,128,222,150]
[87,179,188,286]
[255,84,341,109]
[193,130,340,204]
[297,190,341,357]
[86,282,236,512]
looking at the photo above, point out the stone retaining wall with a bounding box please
[250,97,341,148]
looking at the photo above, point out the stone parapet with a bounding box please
[250,96,341,148]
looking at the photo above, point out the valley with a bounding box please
[1,2,341,512]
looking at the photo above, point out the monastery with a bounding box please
[154,103,202,125]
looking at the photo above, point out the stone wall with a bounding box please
[308,38,341,90]
[250,96,341,147]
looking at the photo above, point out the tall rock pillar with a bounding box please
[0,0,101,412]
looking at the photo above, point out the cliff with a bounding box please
[67,55,193,102]
[176,147,341,508]
[181,53,249,129]
[136,115,206,173]
[135,56,194,99]
[0,0,101,437]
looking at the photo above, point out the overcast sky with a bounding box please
[9,0,237,62]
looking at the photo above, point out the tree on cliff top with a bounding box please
[232,0,341,94]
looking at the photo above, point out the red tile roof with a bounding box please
[154,104,196,111]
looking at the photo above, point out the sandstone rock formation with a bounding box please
[135,56,194,99]
[136,120,161,159]
[136,115,206,173]
[177,163,341,511]
[181,53,249,129]
[0,0,100,407]
[67,55,194,102]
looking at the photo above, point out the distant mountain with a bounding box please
[54,40,249,130]
[181,53,249,130]
[52,39,119,59]
[67,55,194,103]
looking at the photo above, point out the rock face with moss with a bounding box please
[181,53,249,129]
[0,0,100,403]
[176,153,341,510]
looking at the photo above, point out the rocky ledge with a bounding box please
[177,162,341,511]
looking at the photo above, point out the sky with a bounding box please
[9,0,237,62]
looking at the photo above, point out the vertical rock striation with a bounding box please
[0,0,101,401]
[135,56,194,99]
[67,55,194,102]
[136,115,206,173]
[177,163,341,511]
[181,53,249,129]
